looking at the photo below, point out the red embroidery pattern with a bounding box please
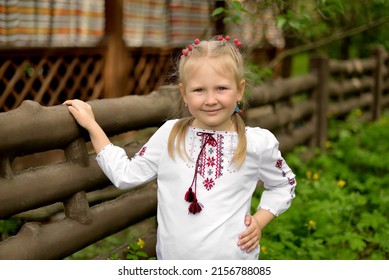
[275,159,283,169]
[203,178,215,190]
[138,146,147,156]
[215,134,223,178]
[289,177,296,185]
[197,133,224,191]
[275,156,295,186]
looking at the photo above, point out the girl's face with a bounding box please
[179,58,245,131]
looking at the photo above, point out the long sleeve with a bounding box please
[95,120,177,190]
[253,129,297,217]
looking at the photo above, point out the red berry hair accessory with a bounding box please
[233,38,242,47]
[181,38,200,58]
[217,35,242,49]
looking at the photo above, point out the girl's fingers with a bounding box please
[246,240,259,253]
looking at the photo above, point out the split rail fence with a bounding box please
[0,47,388,259]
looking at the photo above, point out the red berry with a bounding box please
[194,39,200,45]
[225,35,231,41]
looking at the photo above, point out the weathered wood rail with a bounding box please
[0,47,388,259]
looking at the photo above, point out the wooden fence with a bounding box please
[0,47,388,259]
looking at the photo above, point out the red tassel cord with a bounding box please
[184,132,216,214]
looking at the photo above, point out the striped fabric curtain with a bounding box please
[168,0,213,47]
[123,0,213,47]
[0,0,105,47]
[123,0,168,47]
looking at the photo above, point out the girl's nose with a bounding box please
[205,92,217,105]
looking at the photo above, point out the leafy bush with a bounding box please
[255,111,389,259]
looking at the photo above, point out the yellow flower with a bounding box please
[136,238,145,249]
[306,220,317,230]
[260,246,267,254]
[337,179,346,188]
[355,108,362,117]
[312,173,319,181]
[306,170,312,179]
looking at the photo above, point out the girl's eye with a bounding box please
[193,88,204,93]
[217,87,227,92]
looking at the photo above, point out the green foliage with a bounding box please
[255,111,389,259]
[212,0,389,60]
[0,220,22,241]
[212,1,248,25]
[108,238,155,260]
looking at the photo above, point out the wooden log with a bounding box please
[328,77,374,98]
[0,143,142,219]
[0,183,158,260]
[0,86,180,157]
[247,74,317,107]
[328,94,373,117]
[245,100,315,130]
[329,58,375,74]
[276,120,315,153]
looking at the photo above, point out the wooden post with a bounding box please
[214,0,226,35]
[63,138,91,224]
[309,56,329,149]
[371,46,385,121]
[104,0,128,98]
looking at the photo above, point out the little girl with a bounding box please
[64,35,296,260]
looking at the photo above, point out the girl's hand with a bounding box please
[64,99,110,154]
[237,214,261,253]
[63,99,96,131]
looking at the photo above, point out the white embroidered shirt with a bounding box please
[96,119,296,260]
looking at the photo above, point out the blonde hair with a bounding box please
[168,37,248,168]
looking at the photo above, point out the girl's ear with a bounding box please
[237,79,245,101]
[179,83,187,103]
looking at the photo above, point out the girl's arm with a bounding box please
[63,99,110,154]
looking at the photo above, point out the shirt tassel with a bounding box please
[184,187,196,202]
[188,199,202,214]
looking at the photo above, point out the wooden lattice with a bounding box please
[0,48,105,112]
[0,47,178,112]
[125,47,177,95]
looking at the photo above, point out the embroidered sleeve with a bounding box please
[256,130,297,217]
[96,120,178,190]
